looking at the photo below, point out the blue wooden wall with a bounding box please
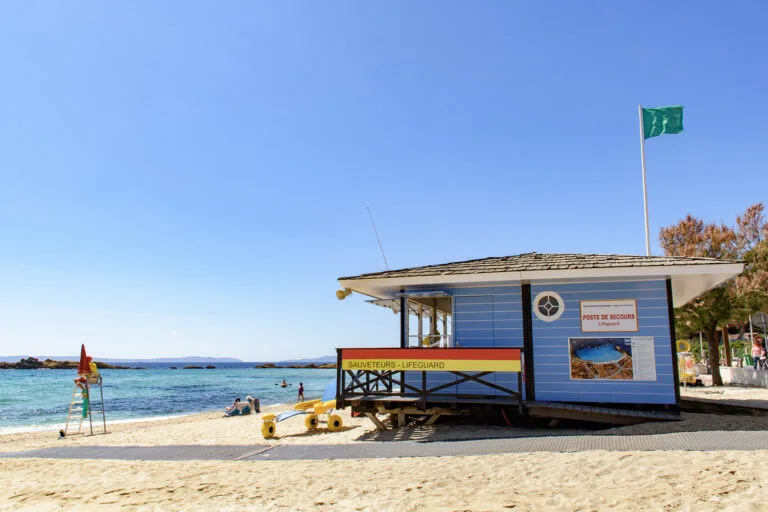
[401,279,675,405]
[530,280,675,404]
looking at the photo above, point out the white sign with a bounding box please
[630,336,656,381]
[580,300,638,332]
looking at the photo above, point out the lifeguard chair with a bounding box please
[64,344,107,436]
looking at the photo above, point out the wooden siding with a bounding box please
[530,280,675,404]
[442,285,524,397]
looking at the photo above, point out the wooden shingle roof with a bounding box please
[339,252,737,281]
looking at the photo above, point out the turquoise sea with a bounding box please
[0,364,335,433]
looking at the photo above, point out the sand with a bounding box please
[682,384,768,407]
[2,395,768,510]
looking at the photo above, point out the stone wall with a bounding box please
[719,367,768,387]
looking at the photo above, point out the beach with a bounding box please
[3,450,766,511]
[3,389,768,511]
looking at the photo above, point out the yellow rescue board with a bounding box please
[293,399,321,411]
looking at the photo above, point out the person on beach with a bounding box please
[752,338,766,370]
[225,398,241,411]
[297,382,304,402]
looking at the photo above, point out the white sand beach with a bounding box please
[2,393,768,511]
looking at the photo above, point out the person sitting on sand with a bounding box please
[225,397,252,417]
[297,382,304,402]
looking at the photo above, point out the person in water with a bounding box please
[281,379,288,387]
[297,382,304,402]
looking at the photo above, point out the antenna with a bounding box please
[366,205,390,270]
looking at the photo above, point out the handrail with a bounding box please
[335,347,523,410]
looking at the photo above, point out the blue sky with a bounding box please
[1,2,765,360]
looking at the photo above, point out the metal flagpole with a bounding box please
[639,104,651,256]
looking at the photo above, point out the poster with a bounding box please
[569,336,656,381]
[580,299,638,332]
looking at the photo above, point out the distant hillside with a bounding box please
[277,355,336,364]
[0,355,243,363]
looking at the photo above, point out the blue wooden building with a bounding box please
[335,253,742,425]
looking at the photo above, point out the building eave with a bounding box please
[338,263,744,308]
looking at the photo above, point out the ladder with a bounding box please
[64,376,107,436]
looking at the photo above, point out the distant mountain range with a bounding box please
[0,355,243,363]
[278,355,336,364]
[0,354,336,364]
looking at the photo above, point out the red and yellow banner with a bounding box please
[340,348,521,372]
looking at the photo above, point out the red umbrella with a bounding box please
[77,344,90,374]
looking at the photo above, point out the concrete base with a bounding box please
[719,367,768,387]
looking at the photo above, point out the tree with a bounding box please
[659,204,768,386]
[659,216,739,386]
[735,203,768,314]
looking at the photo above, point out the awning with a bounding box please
[367,291,452,315]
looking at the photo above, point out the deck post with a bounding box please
[399,294,407,348]
[521,284,535,401]
[666,279,681,405]
[336,348,344,407]
[399,292,407,398]
[442,311,447,347]
[421,371,427,411]
[430,300,437,341]
[417,304,423,347]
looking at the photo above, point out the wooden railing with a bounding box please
[336,347,523,409]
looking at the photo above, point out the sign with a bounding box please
[751,312,768,329]
[580,299,638,332]
[340,348,522,372]
[569,336,656,381]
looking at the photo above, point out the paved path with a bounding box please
[3,430,768,462]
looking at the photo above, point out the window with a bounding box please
[533,291,565,322]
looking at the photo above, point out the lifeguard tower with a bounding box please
[64,344,107,436]
[334,253,743,427]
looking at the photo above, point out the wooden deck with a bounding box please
[347,395,680,426]
[348,395,523,407]
[525,401,680,425]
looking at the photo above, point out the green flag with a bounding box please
[642,106,683,139]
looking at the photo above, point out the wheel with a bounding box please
[328,414,343,432]
[261,420,276,439]
[304,414,318,430]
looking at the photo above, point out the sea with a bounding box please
[0,363,335,434]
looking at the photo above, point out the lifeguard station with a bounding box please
[334,253,743,427]
[64,344,107,436]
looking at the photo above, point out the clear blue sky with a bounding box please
[1,2,765,360]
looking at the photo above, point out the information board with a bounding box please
[568,336,656,381]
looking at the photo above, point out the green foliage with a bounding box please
[660,202,768,385]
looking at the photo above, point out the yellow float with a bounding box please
[261,420,276,439]
[259,380,341,439]
[328,414,343,432]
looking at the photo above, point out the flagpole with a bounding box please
[639,104,651,256]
